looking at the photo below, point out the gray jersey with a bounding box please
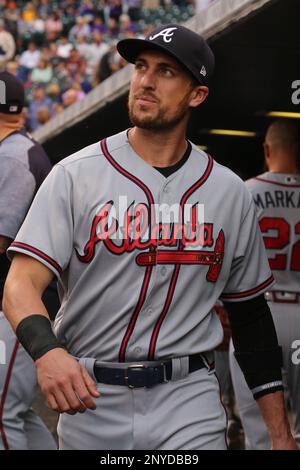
[246,172,300,293]
[8,130,273,363]
[0,129,51,240]
[0,312,57,450]
[0,129,52,301]
[0,129,55,449]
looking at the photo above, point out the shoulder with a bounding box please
[57,141,103,169]
[245,172,270,191]
[192,145,250,194]
[212,160,246,187]
[58,130,128,171]
[1,130,34,153]
[0,131,35,168]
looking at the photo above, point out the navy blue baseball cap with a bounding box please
[0,71,24,114]
[117,24,215,86]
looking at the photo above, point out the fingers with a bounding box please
[81,366,101,398]
[46,392,75,415]
[62,385,87,414]
[69,367,100,411]
[47,394,59,412]
[55,389,78,414]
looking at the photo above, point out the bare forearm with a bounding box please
[3,276,49,332]
[257,391,297,449]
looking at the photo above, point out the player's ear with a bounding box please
[263,141,270,160]
[189,86,209,108]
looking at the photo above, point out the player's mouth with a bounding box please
[135,95,158,106]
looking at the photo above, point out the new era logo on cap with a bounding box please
[149,27,178,44]
[200,66,207,77]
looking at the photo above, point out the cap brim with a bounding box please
[118,38,184,66]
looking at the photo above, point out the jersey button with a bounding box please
[161,267,167,276]
[147,308,153,316]
[163,186,170,193]
[134,347,142,355]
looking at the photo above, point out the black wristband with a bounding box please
[16,314,63,361]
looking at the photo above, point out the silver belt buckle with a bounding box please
[124,364,146,389]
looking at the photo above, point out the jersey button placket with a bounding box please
[160,266,167,277]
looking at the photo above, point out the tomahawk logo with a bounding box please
[149,27,177,43]
[0,79,6,105]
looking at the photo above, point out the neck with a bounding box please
[268,159,300,175]
[128,123,188,168]
[0,115,22,141]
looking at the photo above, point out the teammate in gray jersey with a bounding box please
[0,71,56,449]
[229,120,300,449]
[2,25,297,450]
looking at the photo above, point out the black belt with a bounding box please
[93,354,208,389]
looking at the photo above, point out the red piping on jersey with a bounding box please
[253,177,300,188]
[148,154,214,360]
[221,275,274,300]
[100,139,156,213]
[119,266,153,362]
[0,340,19,450]
[100,138,156,362]
[10,242,62,274]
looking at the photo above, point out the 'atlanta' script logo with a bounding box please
[76,201,225,282]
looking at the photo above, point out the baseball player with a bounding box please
[2,25,297,450]
[0,71,57,450]
[229,120,300,449]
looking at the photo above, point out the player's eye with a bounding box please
[135,62,146,71]
[160,67,174,77]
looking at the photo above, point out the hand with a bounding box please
[35,348,101,414]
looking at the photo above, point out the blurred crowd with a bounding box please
[0,0,215,131]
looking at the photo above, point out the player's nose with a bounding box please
[139,68,156,90]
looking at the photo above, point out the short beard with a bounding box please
[128,92,191,131]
